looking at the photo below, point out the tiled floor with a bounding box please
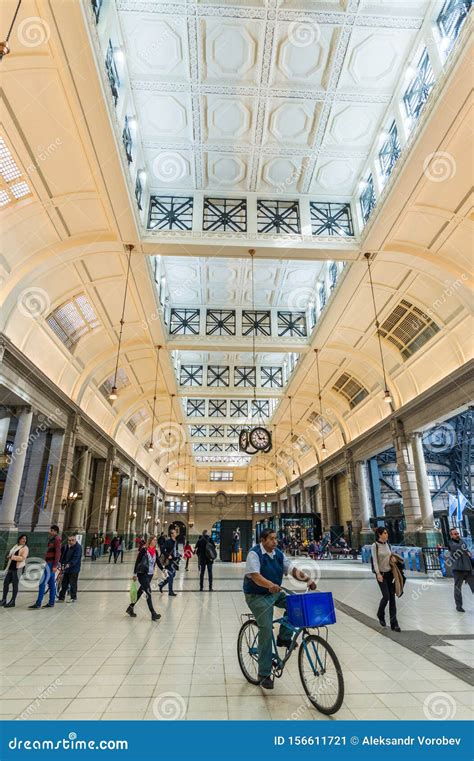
[0,554,472,721]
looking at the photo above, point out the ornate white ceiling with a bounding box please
[116,0,427,197]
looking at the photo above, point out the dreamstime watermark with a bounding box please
[19,679,62,719]
[19,558,50,590]
[152,691,187,720]
[288,674,338,720]
[423,692,457,720]
[153,152,187,183]
[423,151,456,183]
[288,17,321,48]
[17,17,51,48]
[429,274,468,315]
[154,421,186,454]
[24,138,62,177]
[17,287,50,319]
[286,558,321,590]
[422,421,456,454]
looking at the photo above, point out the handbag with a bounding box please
[130,579,138,604]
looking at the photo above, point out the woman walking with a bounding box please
[1,534,29,608]
[183,541,193,571]
[126,535,161,621]
[371,527,401,632]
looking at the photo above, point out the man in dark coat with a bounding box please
[448,527,473,612]
[195,529,217,592]
[57,535,82,603]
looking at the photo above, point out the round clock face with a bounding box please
[249,426,272,451]
[238,430,249,452]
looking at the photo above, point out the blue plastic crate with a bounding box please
[286,591,336,628]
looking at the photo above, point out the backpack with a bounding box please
[205,540,217,562]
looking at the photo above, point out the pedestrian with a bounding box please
[158,528,179,597]
[183,541,193,571]
[195,529,217,591]
[28,525,61,609]
[126,535,161,621]
[57,535,82,603]
[1,534,29,608]
[447,527,473,613]
[371,527,401,632]
[117,535,124,563]
[158,532,166,554]
[90,533,98,561]
[108,536,119,563]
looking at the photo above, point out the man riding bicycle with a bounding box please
[243,528,317,689]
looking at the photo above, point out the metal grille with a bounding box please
[207,366,229,387]
[122,116,133,164]
[135,173,143,210]
[209,399,227,417]
[437,0,472,56]
[230,400,248,417]
[257,200,301,234]
[261,366,283,388]
[206,309,236,336]
[180,365,203,386]
[186,399,205,417]
[360,175,376,223]
[169,309,200,335]
[277,311,307,337]
[208,425,225,438]
[203,197,247,232]
[242,310,271,336]
[190,425,206,437]
[310,202,353,237]
[332,373,369,409]
[403,49,435,122]
[105,40,120,106]
[379,121,401,179]
[379,299,440,360]
[91,0,103,22]
[234,366,256,387]
[148,195,193,231]
[252,400,270,417]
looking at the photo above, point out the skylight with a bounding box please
[0,137,32,208]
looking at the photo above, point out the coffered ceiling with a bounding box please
[115,0,427,197]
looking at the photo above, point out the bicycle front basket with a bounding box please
[286,591,336,628]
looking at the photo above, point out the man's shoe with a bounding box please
[169,592,177,597]
[391,625,401,632]
[0,600,6,607]
[199,588,203,592]
[151,612,161,621]
[209,588,214,592]
[4,601,15,608]
[57,598,65,603]
[43,603,54,608]
[259,676,274,690]
[456,607,465,613]
[277,636,295,649]
[158,585,163,593]
[28,604,40,609]
[126,605,137,617]
[378,618,386,627]
[67,599,77,603]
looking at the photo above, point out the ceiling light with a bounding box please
[138,169,147,182]
[378,131,389,145]
[108,386,118,401]
[405,65,415,80]
[148,441,154,452]
[109,244,134,406]
[321,442,327,452]
[440,36,451,52]
[114,47,125,63]
[358,180,368,192]
[384,389,392,404]
[128,116,137,130]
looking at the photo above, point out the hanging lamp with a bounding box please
[109,244,134,401]
[315,349,327,454]
[365,253,392,405]
[148,345,161,451]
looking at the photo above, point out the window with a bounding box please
[379,121,401,181]
[0,136,32,207]
[135,173,143,211]
[122,116,133,164]
[359,174,376,224]
[127,408,148,433]
[100,367,130,399]
[203,197,247,232]
[257,200,301,234]
[277,311,307,337]
[403,49,435,123]
[210,471,233,481]
[148,195,193,231]
[207,366,230,387]
[166,500,188,513]
[46,294,100,349]
[105,40,120,107]
[379,299,440,360]
[436,0,472,58]
[180,365,203,387]
[310,202,353,237]
[91,0,103,22]
[261,366,283,388]
[206,310,236,336]
[242,310,271,337]
[186,399,205,417]
[234,366,256,387]
[169,309,200,335]
[332,373,369,409]
[328,262,338,291]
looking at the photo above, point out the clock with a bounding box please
[238,430,250,452]
[249,426,272,452]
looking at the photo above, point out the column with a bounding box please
[411,432,443,546]
[53,415,79,523]
[325,477,336,527]
[391,419,423,545]
[17,429,49,531]
[345,450,361,546]
[318,467,328,529]
[0,407,33,529]
[0,415,10,453]
[67,447,90,533]
[35,430,66,531]
[87,459,106,535]
[101,448,116,535]
[116,475,130,535]
[356,460,374,545]
[299,479,308,513]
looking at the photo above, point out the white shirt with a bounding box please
[245,543,290,577]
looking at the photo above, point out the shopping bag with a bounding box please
[130,579,138,604]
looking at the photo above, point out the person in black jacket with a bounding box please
[126,535,161,620]
[158,528,179,597]
[448,528,473,612]
[57,536,82,603]
[195,529,216,592]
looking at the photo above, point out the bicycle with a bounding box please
[237,588,344,715]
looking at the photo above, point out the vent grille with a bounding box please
[332,373,369,409]
[379,299,440,360]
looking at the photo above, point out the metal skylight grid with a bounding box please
[10,181,30,199]
[403,49,435,122]
[46,294,100,349]
[437,0,472,56]
[0,138,21,182]
[148,196,194,231]
[379,121,401,180]
[310,202,353,237]
[359,175,376,223]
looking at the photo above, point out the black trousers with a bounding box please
[59,571,79,600]
[453,571,472,609]
[2,568,20,602]
[199,560,213,590]
[377,570,398,627]
[135,573,156,613]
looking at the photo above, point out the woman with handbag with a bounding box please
[371,527,401,632]
[126,535,161,621]
[1,534,29,608]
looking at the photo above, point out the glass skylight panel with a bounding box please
[0,190,9,207]
[46,295,100,349]
[10,181,30,199]
[0,138,22,181]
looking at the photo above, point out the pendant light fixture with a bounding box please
[148,345,161,452]
[365,253,392,405]
[176,424,182,488]
[239,249,272,455]
[109,244,134,401]
[288,396,296,477]
[273,425,278,490]
[0,0,22,61]
[315,349,327,455]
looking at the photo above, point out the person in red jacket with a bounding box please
[183,541,193,571]
[29,525,61,609]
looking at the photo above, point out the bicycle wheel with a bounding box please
[298,634,344,715]
[237,619,260,685]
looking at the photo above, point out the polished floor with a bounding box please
[0,553,472,721]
